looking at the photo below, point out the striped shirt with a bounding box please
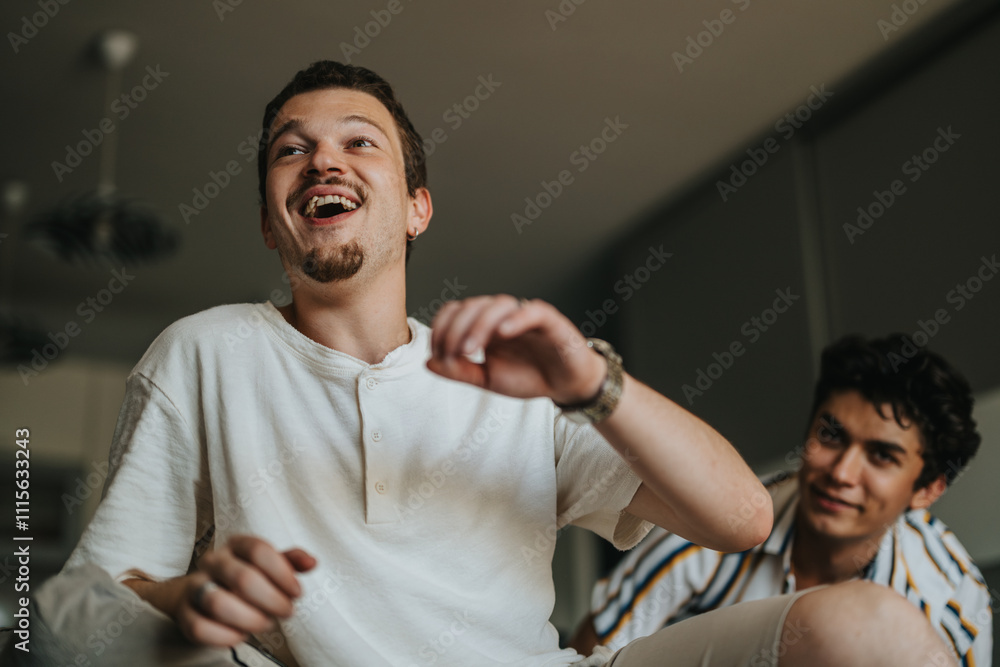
[591,472,993,665]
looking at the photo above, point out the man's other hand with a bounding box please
[125,535,317,648]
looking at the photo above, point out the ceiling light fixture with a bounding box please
[25,29,179,266]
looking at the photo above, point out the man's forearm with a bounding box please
[596,373,772,552]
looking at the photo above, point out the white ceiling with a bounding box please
[0,0,965,361]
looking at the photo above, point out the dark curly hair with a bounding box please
[809,334,980,489]
[256,61,427,258]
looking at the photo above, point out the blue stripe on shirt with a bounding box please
[596,541,700,640]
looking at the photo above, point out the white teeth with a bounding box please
[302,193,359,217]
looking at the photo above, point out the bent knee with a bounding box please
[781,582,955,666]
[789,580,933,640]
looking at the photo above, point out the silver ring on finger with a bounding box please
[193,580,220,611]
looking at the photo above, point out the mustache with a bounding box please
[286,175,368,211]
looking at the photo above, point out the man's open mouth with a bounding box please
[301,194,360,219]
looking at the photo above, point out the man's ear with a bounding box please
[261,206,277,249]
[407,187,433,237]
[909,474,947,510]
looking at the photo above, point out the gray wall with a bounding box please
[605,8,1000,470]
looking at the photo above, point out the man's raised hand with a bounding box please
[427,295,606,406]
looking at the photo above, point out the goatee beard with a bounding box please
[301,242,364,283]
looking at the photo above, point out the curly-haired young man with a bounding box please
[575,334,991,666]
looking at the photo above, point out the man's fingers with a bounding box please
[177,538,318,649]
[176,596,250,648]
[431,295,528,361]
[226,535,305,600]
[437,297,495,359]
[199,536,312,620]
[283,548,318,572]
[455,296,523,357]
[204,557,296,619]
[426,354,487,387]
[494,298,550,339]
[499,299,587,355]
[192,579,276,634]
[426,295,596,401]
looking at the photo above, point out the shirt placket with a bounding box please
[358,370,397,524]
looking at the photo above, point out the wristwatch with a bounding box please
[556,338,624,425]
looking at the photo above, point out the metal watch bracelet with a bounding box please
[555,338,624,425]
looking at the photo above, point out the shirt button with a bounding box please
[375,482,386,494]
[372,430,382,442]
[365,377,378,390]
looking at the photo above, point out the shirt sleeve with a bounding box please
[938,561,993,666]
[961,575,993,667]
[63,372,213,582]
[590,526,722,651]
[553,413,651,550]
